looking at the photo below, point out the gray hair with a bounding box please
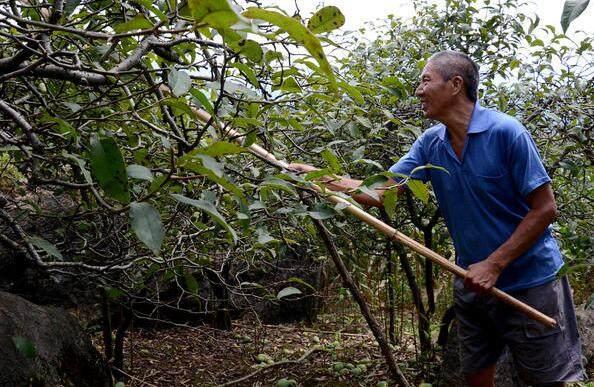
[428,51,479,102]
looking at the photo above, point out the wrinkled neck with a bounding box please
[441,99,475,142]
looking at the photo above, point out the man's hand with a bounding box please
[287,163,318,174]
[464,259,503,293]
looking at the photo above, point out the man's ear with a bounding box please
[450,75,464,97]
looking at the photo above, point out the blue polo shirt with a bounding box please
[389,102,563,292]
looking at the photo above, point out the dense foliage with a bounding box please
[0,0,592,381]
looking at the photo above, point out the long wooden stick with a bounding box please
[186,98,557,328]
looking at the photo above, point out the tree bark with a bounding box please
[309,215,410,386]
[380,210,397,344]
[395,245,431,355]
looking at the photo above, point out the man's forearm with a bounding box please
[486,206,557,271]
[319,175,384,207]
[289,163,386,207]
[465,184,557,292]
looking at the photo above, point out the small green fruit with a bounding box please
[276,378,297,387]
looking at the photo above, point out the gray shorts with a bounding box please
[454,276,585,384]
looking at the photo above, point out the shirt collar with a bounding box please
[437,101,489,141]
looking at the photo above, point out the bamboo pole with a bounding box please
[177,90,557,328]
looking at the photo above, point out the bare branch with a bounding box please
[0,98,43,150]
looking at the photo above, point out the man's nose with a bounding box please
[415,84,423,96]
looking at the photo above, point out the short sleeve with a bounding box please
[388,136,429,183]
[508,131,551,197]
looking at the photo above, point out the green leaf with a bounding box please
[320,149,341,173]
[89,135,130,203]
[361,174,388,188]
[27,236,64,260]
[351,145,365,160]
[168,68,192,97]
[232,62,259,88]
[338,81,364,104]
[196,154,223,177]
[265,50,283,63]
[232,39,263,63]
[279,76,302,93]
[354,115,372,129]
[63,101,81,112]
[11,336,36,359]
[40,114,77,138]
[357,185,379,201]
[353,158,384,170]
[198,141,245,157]
[381,76,407,99]
[161,97,196,117]
[561,0,590,33]
[286,277,316,291]
[126,164,154,181]
[407,179,428,204]
[256,227,275,244]
[287,118,304,131]
[276,286,302,299]
[104,286,125,300]
[410,163,449,176]
[304,168,332,181]
[190,89,215,115]
[260,177,297,196]
[383,188,399,219]
[130,202,164,255]
[188,0,242,29]
[184,271,199,294]
[178,160,246,203]
[114,383,125,387]
[64,0,82,16]
[243,8,337,90]
[171,194,238,244]
[307,6,345,34]
[307,203,336,220]
[63,152,93,184]
[244,130,257,147]
[114,14,153,33]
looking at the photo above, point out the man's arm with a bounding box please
[288,163,396,207]
[464,183,558,292]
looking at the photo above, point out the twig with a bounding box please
[110,366,158,387]
[217,346,325,387]
[0,98,43,150]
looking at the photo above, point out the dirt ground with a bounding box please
[95,313,424,387]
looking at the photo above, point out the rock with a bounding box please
[0,190,122,306]
[0,291,110,386]
[576,303,594,372]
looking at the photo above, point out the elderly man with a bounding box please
[290,51,584,386]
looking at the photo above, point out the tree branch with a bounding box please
[0,99,43,150]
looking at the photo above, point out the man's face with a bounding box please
[415,61,452,120]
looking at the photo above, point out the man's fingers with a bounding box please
[464,272,491,293]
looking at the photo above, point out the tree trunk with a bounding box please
[395,244,432,355]
[310,217,410,387]
[380,210,397,344]
[423,229,435,315]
